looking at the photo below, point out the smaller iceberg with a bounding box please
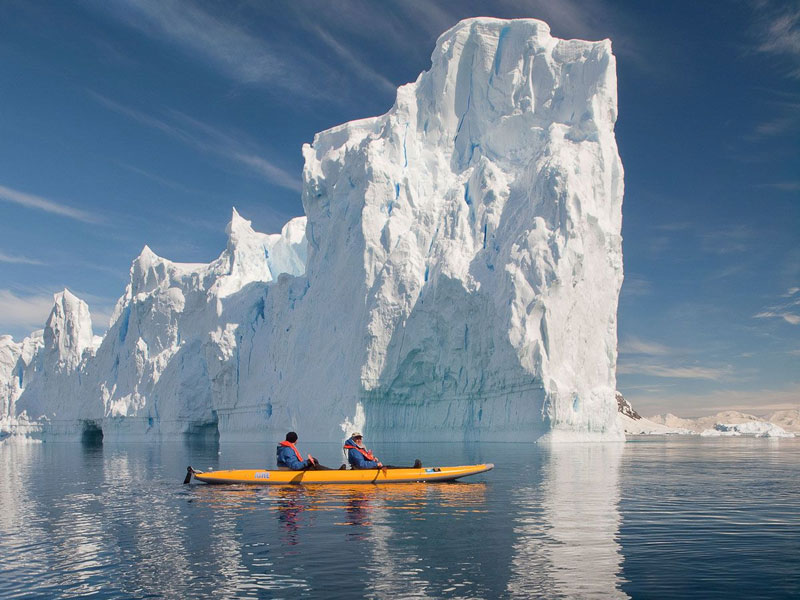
[701,422,795,438]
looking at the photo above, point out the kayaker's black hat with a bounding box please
[286,431,298,443]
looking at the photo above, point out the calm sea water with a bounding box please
[1,437,798,599]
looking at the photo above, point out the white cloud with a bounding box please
[755,310,800,325]
[89,92,301,192]
[629,383,800,418]
[620,275,651,298]
[0,183,100,224]
[617,361,730,381]
[305,24,397,94]
[755,181,800,192]
[0,289,55,335]
[754,2,800,78]
[168,110,303,192]
[93,0,297,90]
[700,225,755,255]
[755,288,800,325]
[0,252,45,266]
[0,288,115,339]
[115,162,206,196]
[90,309,114,333]
[619,336,673,356]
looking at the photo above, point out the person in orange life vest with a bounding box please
[344,433,424,469]
[276,431,316,470]
[344,432,382,469]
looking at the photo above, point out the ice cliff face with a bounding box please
[1,17,624,442]
[87,210,308,439]
[0,334,39,428]
[296,17,624,441]
[1,290,92,436]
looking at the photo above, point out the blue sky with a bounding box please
[0,1,797,416]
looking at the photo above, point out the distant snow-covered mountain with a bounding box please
[616,392,798,437]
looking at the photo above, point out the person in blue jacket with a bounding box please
[276,431,316,470]
[343,432,423,470]
[344,432,382,469]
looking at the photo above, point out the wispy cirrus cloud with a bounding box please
[755,287,800,325]
[617,361,730,381]
[167,110,303,192]
[91,0,301,92]
[0,289,57,336]
[0,288,116,338]
[752,0,800,78]
[628,383,800,418]
[115,162,208,196]
[305,24,397,94]
[756,311,800,325]
[745,3,800,141]
[755,181,800,192]
[88,92,301,192]
[619,336,674,356]
[0,183,101,224]
[0,251,45,266]
[746,99,800,141]
[620,274,652,298]
[700,225,755,255]
[618,335,731,380]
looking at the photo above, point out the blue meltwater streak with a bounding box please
[0,438,798,598]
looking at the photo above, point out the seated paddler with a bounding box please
[276,431,316,470]
[344,432,383,469]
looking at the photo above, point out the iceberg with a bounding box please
[707,422,794,438]
[1,18,625,443]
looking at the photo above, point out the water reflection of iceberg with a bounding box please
[101,449,196,596]
[356,483,488,599]
[0,443,53,597]
[508,444,627,599]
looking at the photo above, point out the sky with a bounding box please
[0,0,797,417]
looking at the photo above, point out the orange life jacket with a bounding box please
[279,440,304,462]
[344,443,376,462]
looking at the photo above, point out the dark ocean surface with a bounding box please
[1,437,798,599]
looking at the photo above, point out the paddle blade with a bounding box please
[183,466,193,484]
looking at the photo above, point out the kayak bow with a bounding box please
[184,464,493,485]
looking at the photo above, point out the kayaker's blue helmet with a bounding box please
[286,431,298,443]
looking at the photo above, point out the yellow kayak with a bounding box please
[185,464,493,485]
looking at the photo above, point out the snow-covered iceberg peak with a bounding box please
[129,245,173,298]
[43,289,94,372]
[299,17,624,441]
[213,208,308,298]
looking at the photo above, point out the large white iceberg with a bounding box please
[1,18,625,443]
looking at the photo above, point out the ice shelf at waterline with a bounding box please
[1,18,625,443]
